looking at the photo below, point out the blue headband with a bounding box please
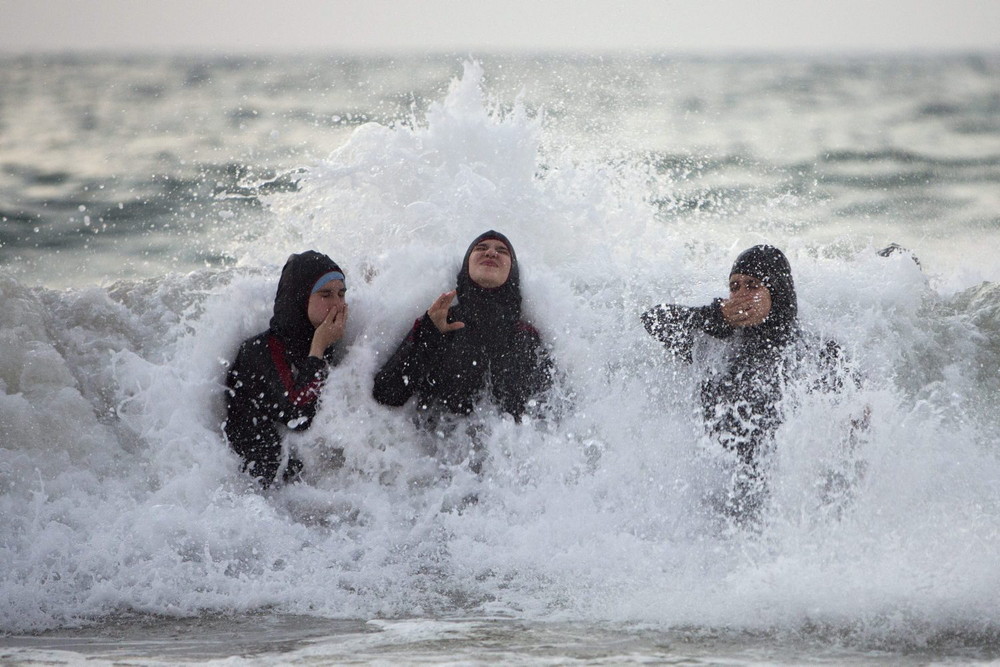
[311,271,346,293]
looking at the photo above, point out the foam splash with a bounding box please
[2,62,1000,647]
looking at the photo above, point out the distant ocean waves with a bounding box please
[2,54,999,285]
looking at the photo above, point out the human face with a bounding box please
[726,273,772,327]
[466,238,512,288]
[307,280,347,328]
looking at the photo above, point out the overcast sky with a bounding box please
[2,0,998,55]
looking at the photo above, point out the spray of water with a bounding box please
[2,62,999,647]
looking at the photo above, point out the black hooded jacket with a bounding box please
[642,245,844,465]
[224,251,344,486]
[373,230,553,420]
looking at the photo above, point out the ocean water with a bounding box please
[2,53,1000,664]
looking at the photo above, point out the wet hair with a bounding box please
[269,250,344,359]
[729,244,798,345]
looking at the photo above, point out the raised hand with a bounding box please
[427,290,464,333]
[310,303,348,358]
[720,290,765,326]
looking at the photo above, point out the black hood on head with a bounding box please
[730,244,798,344]
[269,250,343,358]
[455,230,522,328]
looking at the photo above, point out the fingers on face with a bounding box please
[325,303,347,326]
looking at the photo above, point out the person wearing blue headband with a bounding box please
[224,250,348,488]
[373,230,553,473]
[642,245,860,520]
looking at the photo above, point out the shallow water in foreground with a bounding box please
[6,614,1000,665]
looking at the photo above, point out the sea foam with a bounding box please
[1,62,999,647]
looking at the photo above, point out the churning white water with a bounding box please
[2,58,1000,662]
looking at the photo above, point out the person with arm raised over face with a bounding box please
[643,245,858,519]
[224,251,348,488]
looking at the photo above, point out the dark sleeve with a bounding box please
[641,300,733,361]
[496,324,554,418]
[372,314,446,407]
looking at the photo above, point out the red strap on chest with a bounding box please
[267,335,323,407]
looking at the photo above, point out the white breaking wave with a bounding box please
[1,62,999,645]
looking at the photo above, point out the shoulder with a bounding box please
[242,330,271,346]
[227,331,271,385]
[233,330,271,358]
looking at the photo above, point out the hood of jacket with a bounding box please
[729,244,798,348]
[454,230,522,330]
[269,250,344,359]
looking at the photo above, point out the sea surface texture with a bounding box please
[2,54,1000,664]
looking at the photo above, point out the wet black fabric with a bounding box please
[642,246,834,467]
[373,231,552,420]
[224,251,343,487]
